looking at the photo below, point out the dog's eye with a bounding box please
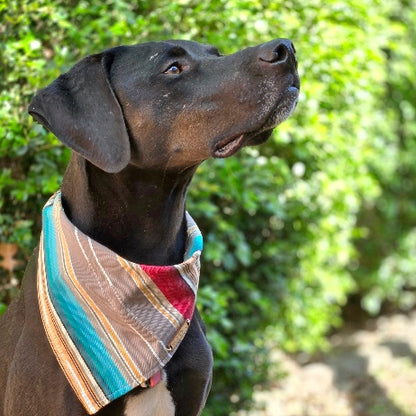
[164,63,182,75]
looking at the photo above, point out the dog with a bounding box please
[0,38,299,416]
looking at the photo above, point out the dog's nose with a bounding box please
[258,39,296,65]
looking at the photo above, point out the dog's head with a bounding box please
[29,39,299,173]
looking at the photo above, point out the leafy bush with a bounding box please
[1,0,415,414]
[351,1,416,315]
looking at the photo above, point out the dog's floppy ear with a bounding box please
[28,52,130,173]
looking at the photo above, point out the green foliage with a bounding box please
[1,0,415,414]
[352,0,416,315]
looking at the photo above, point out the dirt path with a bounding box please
[239,311,416,416]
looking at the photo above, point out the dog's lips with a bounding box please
[213,134,246,158]
[261,85,299,130]
[212,83,299,159]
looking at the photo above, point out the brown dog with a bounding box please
[0,39,299,416]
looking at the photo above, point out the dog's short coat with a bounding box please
[0,39,299,416]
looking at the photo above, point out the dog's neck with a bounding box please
[61,154,198,266]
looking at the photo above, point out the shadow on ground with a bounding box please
[238,311,416,416]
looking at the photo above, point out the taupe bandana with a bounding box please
[37,192,203,414]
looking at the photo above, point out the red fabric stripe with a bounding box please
[140,265,195,319]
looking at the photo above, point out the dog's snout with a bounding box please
[258,39,296,65]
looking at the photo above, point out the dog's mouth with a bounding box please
[212,85,299,159]
[213,134,247,158]
[212,130,274,158]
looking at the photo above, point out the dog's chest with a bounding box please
[123,371,175,416]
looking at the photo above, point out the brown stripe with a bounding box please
[167,319,191,351]
[37,240,104,413]
[55,207,146,384]
[59,206,172,377]
[118,257,181,330]
[63,221,172,374]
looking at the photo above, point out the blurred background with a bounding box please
[1,0,415,414]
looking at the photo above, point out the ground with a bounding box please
[239,310,416,416]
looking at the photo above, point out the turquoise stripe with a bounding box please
[42,203,130,401]
[188,234,203,258]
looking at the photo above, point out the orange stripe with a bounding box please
[54,204,146,384]
[37,240,101,414]
[118,257,181,329]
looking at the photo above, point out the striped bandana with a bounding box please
[37,192,203,414]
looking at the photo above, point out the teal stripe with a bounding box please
[188,234,203,258]
[42,202,130,401]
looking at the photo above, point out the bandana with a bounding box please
[37,192,203,414]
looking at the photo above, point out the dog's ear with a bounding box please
[28,51,130,173]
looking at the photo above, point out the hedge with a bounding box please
[1,0,415,414]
